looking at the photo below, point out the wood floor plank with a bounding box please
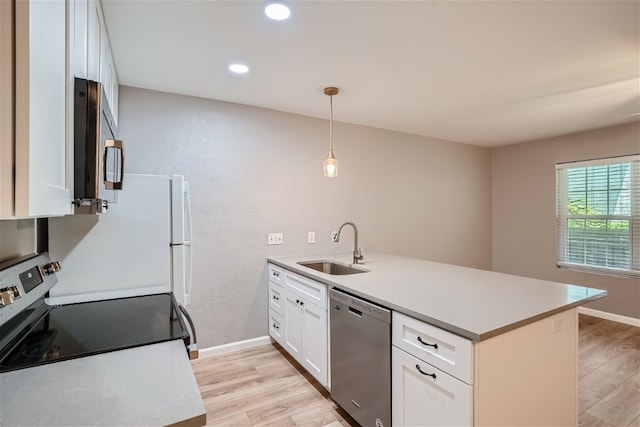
[580,349,640,399]
[579,317,638,378]
[580,321,634,362]
[586,374,640,427]
[578,412,615,427]
[193,315,639,427]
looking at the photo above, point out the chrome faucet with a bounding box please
[333,221,364,264]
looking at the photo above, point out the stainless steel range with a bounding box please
[0,252,192,373]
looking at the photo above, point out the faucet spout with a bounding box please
[333,221,364,264]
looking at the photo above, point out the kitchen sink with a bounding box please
[297,260,368,275]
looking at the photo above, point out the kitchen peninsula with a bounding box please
[267,252,607,426]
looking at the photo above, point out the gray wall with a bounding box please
[119,86,493,348]
[0,219,36,263]
[492,122,640,319]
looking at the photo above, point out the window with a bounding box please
[556,155,640,278]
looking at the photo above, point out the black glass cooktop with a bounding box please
[0,293,188,373]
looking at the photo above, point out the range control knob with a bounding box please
[0,286,20,307]
[40,261,61,276]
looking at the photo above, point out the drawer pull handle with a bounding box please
[272,271,280,277]
[416,364,436,379]
[417,336,438,349]
[273,323,279,330]
[273,295,279,301]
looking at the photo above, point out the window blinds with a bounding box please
[556,155,640,278]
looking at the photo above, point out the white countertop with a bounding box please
[0,340,206,427]
[268,253,607,340]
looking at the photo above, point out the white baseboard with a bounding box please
[579,307,640,327]
[198,335,272,359]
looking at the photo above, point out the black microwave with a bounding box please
[73,78,124,214]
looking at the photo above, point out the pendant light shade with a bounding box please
[323,87,339,178]
[323,150,338,177]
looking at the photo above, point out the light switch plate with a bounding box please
[308,231,316,244]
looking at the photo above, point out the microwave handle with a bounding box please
[104,139,124,190]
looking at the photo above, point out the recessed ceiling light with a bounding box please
[265,3,291,21]
[228,64,249,74]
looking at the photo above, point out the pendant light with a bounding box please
[323,87,339,177]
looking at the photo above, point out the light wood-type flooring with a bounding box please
[192,314,639,426]
[578,315,640,426]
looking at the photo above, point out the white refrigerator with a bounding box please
[48,174,192,306]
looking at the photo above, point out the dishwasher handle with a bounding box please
[348,306,363,317]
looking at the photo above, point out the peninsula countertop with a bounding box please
[268,252,606,341]
[0,340,206,427]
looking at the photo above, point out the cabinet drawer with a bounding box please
[269,280,285,317]
[268,263,284,285]
[285,271,326,309]
[393,311,472,384]
[392,346,471,427]
[268,309,285,347]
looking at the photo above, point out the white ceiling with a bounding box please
[101,0,640,147]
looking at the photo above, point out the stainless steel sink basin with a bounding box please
[297,260,368,275]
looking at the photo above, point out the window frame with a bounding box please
[555,154,640,279]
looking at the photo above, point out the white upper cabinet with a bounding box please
[14,0,72,217]
[0,0,14,218]
[89,0,118,124]
[87,0,102,82]
[71,0,89,80]
[1,0,119,219]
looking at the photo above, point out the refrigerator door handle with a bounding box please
[183,181,193,306]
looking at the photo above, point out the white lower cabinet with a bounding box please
[267,264,328,388]
[283,285,328,386]
[283,287,303,359]
[392,311,473,426]
[392,346,471,426]
[299,295,327,382]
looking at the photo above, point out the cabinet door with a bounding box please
[70,0,88,79]
[87,0,102,81]
[392,346,471,427]
[283,288,302,360]
[0,0,13,218]
[301,299,327,386]
[111,66,119,124]
[14,0,72,217]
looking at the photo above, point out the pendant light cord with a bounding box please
[329,94,334,153]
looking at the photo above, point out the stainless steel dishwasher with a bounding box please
[330,288,391,427]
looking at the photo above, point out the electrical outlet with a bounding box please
[267,233,284,245]
[331,231,338,242]
[308,231,316,244]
